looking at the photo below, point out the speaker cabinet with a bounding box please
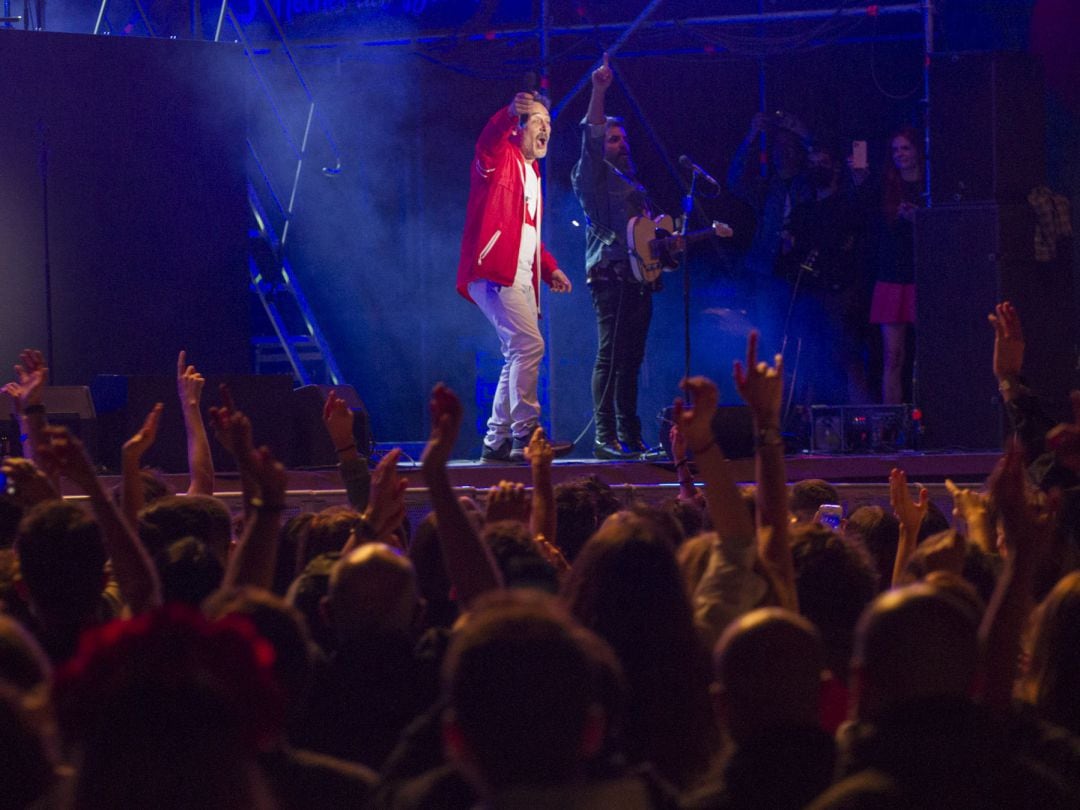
[929,51,1046,205]
[290,385,372,468]
[915,204,1076,450]
[91,375,296,473]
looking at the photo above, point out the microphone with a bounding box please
[679,154,720,187]
[520,70,539,127]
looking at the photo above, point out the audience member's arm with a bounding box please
[120,403,164,527]
[945,477,994,553]
[679,376,768,641]
[222,444,288,591]
[676,376,754,544]
[669,422,700,502]
[979,441,1046,710]
[341,448,407,553]
[323,389,370,511]
[37,426,161,612]
[734,331,797,611]
[889,467,929,587]
[991,302,1055,465]
[420,384,502,607]
[209,385,258,518]
[3,349,49,470]
[0,457,59,507]
[177,351,214,496]
[526,427,557,546]
[484,479,530,525]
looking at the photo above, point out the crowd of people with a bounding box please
[2,291,1080,809]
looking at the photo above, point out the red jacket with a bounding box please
[456,106,559,304]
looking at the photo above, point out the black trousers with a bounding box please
[590,269,653,443]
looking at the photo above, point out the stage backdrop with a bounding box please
[0,31,250,385]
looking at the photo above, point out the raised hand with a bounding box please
[421,383,463,474]
[889,467,929,537]
[3,348,49,412]
[591,51,613,92]
[1,457,59,506]
[525,425,554,470]
[364,447,407,543]
[485,479,530,525]
[209,384,253,463]
[248,444,288,510]
[989,301,1024,381]
[35,425,99,493]
[322,388,356,452]
[123,402,164,461]
[176,350,205,409]
[733,331,783,428]
[511,91,538,118]
[674,376,719,456]
[669,421,688,464]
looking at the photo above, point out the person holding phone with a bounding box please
[870,126,924,404]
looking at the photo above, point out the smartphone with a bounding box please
[851,140,868,170]
[818,503,843,531]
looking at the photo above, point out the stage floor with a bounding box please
[74,450,1000,526]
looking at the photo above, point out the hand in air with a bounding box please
[591,52,613,91]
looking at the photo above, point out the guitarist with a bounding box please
[571,53,663,460]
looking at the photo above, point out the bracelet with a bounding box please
[334,443,357,454]
[689,439,717,457]
[22,404,45,416]
[674,459,689,469]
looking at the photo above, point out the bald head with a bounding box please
[326,543,418,639]
[853,584,979,720]
[714,608,823,742]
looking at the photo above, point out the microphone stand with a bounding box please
[679,172,698,396]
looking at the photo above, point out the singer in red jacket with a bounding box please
[457,91,573,462]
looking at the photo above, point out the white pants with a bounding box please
[469,277,544,447]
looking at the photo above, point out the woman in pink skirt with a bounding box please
[870,126,923,404]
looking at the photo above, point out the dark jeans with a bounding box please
[590,271,653,443]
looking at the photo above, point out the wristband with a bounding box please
[674,459,689,468]
[335,443,357,455]
[22,404,45,416]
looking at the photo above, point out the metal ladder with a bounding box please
[93,0,345,386]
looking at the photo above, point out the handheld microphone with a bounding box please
[679,154,721,187]
[520,71,539,127]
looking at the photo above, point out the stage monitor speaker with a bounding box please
[659,405,753,460]
[290,385,371,468]
[91,374,296,473]
[929,51,1046,206]
[915,204,1075,450]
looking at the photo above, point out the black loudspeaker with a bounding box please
[659,405,754,460]
[290,385,372,468]
[915,204,1076,450]
[91,375,297,473]
[929,52,1046,206]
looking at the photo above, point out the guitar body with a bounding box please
[627,214,676,284]
[627,215,735,284]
